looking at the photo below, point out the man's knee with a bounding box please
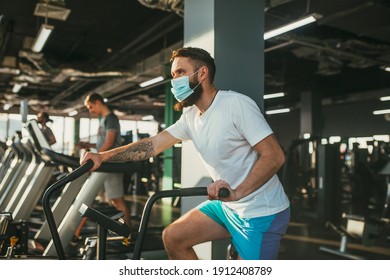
[162,224,175,246]
[162,223,183,250]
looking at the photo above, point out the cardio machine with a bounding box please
[43,159,229,260]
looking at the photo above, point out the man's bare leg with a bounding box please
[162,209,231,260]
[111,197,132,229]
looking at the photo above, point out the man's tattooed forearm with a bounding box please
[108,141,155,162]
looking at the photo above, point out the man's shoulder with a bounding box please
[104,112,119,122]
[180,105,198,116]
[103,113,120,128]
[107,112,119,118]
[218,90,255,103]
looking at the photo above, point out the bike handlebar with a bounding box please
[218,187,230,198]
[43,158,230,259]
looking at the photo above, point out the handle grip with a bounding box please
[218,188,230,198]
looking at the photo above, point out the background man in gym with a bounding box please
[37,111,57,146]
[76,93,132,235]
[80,47,290,260]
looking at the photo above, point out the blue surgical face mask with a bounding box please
[171,69,201,102]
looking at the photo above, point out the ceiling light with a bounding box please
[384,66,390,72]
[0,67,20,75]
[12,82,28,93]
[265,108,291,115]
[12,83,23,93]
[3,103,13,111]
[264,92,285,99]
[264,13,322,40]
[303,133,311,139]
[31,24,54,53]
[68,110,78,117]
[139,76,164,88]
[373,109,390,115]
[152,101,165,107]
[373,135,389,141]
[141,115,155,121]
[380,96,390,101]
[329,136,341,144]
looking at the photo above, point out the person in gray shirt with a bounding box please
[74,93,132,241]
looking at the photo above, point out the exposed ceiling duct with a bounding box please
[34,1,71,21]
[267,35,390,76]
[137,0,184,17]
[1,0,390,117]
[137,0,299,16]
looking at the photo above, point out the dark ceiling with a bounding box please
[1,0,390,121]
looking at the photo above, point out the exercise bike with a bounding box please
[42,159,230,260]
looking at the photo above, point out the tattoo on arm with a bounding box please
[107,140,155,162]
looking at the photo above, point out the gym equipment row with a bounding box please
[282,136,390,259]
[1,119,141,258]
[1,121,57,257]
[0,136,54,222]
[319,160,390,259]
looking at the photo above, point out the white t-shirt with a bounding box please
[166,90,289,218]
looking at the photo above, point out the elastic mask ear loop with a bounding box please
[191,68,201,78]
[192,67,204,89]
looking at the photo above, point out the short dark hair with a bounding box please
[171,47,216,82]
[84,93,105,105]
[38,112,53,123]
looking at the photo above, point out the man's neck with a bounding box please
[196,86,218,114]
[101,106,111,117]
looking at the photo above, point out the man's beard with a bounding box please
[174,79,203,111]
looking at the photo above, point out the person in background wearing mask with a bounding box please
[80,47,290,260]
[37,112,57,146]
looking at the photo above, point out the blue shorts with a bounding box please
[197,200,290,260]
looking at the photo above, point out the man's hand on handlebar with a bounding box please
[207,179,236,201]
[80,151,103,172]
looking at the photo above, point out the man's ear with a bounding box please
[200,66,208,79]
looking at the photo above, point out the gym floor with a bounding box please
[280,220,390,260]
[77,193,389,260]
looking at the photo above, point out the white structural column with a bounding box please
[181,0,264,259]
